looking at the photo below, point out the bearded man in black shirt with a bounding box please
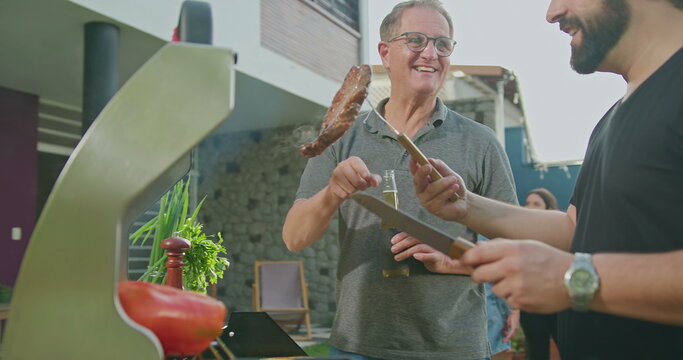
[397,0,683,358]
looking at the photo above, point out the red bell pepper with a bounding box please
[118,281,226,356]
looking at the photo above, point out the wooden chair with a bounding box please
[252,261,312,341]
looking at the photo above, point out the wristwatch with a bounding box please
[563,252,600,311]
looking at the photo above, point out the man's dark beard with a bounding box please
[561,0,630,74]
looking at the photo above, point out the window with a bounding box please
[310,0,359,31]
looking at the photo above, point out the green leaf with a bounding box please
[130,177,229,293]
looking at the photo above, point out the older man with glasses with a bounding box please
[283,1,517,359]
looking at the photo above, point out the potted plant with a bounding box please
[130,177,229,293]
[511,328,527,360]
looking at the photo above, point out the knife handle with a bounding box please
[448,237,476,259]
[396,133,459,202]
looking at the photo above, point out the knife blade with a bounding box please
[350,192,474,259]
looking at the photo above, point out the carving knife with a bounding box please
[350,192,474,259]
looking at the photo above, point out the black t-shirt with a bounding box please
[561,47,683,359]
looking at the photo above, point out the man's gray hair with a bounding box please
[379,0,454,41]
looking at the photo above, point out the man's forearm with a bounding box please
[282,186,342,251]
[465,192,575,251]
[590,250,683,326]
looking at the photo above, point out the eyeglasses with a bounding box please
[388,32,457,57]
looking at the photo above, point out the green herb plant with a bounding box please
[130,177,229,293]
[511,327,527,355]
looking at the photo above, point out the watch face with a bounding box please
[569,268,596,292]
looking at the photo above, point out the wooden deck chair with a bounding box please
[252,261,312,341]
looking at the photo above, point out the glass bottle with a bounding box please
[380,169,409,277]
[380,170,399,229]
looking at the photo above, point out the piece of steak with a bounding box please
[299,65,372,158]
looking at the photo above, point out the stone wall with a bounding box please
[197,126,339,325]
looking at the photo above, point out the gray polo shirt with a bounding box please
[296,98,517,360]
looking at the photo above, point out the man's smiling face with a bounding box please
[382,6,452,99]
[550,0,630,74]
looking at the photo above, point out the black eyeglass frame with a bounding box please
[387,31,457,57]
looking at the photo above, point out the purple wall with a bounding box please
[0,86,38,287]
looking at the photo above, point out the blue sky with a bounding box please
[367,1,625,162]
